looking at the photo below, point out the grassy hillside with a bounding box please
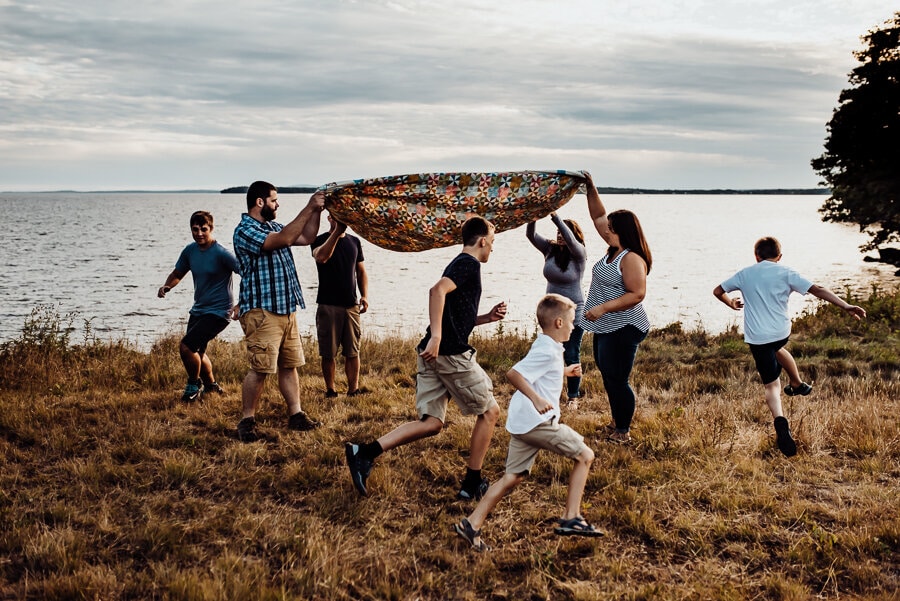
[1,287,898,600]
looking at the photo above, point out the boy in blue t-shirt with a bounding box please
[453,293,601,552]
[159,211,240,402]
[713,236,866,456]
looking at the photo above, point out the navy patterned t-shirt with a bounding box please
[419,253,482,355]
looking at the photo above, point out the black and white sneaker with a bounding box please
[345,443,374,496]
[457,477,489,501]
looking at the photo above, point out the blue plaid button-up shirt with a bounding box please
[234,214,305,315]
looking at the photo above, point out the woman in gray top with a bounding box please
[526,212,587,407]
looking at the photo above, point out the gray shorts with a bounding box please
[415,348,497,423]
[506,418,589,475]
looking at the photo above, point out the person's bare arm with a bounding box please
[808,284,866,320]
[419,276,456,361]
[713,284,744,311]
[312,220,348,263]
[475,301,507,326]
[582,171,608,236]
[261,191,326,251]
[506,368,553,414]
[357,261,369,314]
[158,269,186,298]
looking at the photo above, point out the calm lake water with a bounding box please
[0,192,893,350]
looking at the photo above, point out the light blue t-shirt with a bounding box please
[505,333,564,435]
[175,241,240,319]
[720,260,812,345]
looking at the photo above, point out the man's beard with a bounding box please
[261,205,276,221]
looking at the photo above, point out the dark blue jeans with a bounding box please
[563,323,585,398]
[593,325,648,432]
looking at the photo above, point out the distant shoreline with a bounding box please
[218,186,830,195]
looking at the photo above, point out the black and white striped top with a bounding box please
[580,249,650,334]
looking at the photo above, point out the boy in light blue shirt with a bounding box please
[453,293,601,552]
[714,236,866,456]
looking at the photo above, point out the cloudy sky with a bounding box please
[0,1,893,191]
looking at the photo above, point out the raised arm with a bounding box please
[312,220,348,263]
[582,172,608,236]
[551,212,587,261]
[525,221,551,254]
[261,191,325,251]
[808,285,867,320]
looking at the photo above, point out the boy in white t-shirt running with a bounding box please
[713,237,866,457]
[453,294,602,552]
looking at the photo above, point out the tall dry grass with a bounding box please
[0,289,898,600]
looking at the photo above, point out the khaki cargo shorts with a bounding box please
[239,308,305,374]
[506,418,589,475]
[415,348,497,423]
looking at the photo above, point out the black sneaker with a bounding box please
[325,389,338,398]
[345,443,374,496]
[457,477,489,501]
[784,382,813,396]
[288,411,321,431]
[203,382,224,395]
[237,417,259,443]
[774,416,797,457]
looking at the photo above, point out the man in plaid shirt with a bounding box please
[233,180,325,442]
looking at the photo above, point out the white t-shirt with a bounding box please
[720,260,813,345]
[505,333,564,435]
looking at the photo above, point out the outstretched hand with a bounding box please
[844,305,866,320]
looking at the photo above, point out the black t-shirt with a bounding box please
[419,253,482,355]
[312,233,364,307]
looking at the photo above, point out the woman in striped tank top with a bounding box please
[580,172,652,444]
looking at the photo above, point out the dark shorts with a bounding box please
[748,336,789,385]
[182,313,231,354]
[316,304,361,359]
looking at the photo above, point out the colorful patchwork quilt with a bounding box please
[320,170,586,252]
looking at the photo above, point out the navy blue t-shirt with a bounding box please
[419,253,482,355]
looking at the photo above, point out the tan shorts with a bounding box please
[239,308,305,374]
[316,304,361,359]
[506,418,589,475]
[415,348,497,423]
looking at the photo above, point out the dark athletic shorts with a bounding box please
[182,313,230,355]
[748,336,789,385]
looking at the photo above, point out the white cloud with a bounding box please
[0,0,894,189]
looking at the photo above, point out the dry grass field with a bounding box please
[1,288,898,600]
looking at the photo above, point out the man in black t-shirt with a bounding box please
[312,215,369,397]
[345,216,507,500]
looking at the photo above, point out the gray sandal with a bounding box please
[453,518,490,551]
[554,516,604,537]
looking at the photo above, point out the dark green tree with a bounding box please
[812,12,900,253]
